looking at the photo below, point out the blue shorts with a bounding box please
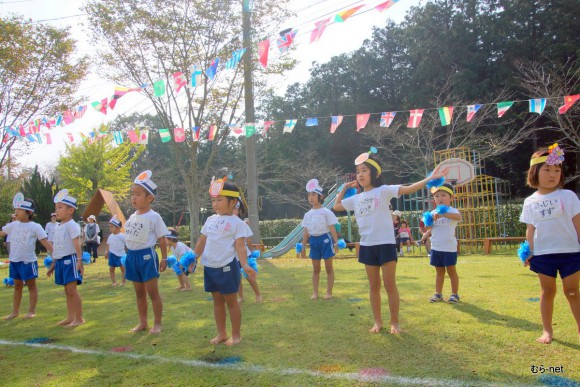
[55,255,83,286]
[400,237,410,243]
[430,250,458,267]
[358,244,397,266]
[125,247,159,283]
[530,252,580,279]
[108,253,123,268]
[9,261,38,281]
[204,259,240,294]
[309,233,335,260]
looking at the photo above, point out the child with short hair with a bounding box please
[194,177,256,346]
[46,189,85,327]
[106,215,126,287]
[426,183,462,304]
[124,170,169,334]
[397,220,413,255]
[0,193,53,320]
[333,148,447,334]
[165,228,194,291]
[519,144,580,344]
[301,179,338,300]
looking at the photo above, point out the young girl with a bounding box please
[397,220,413,255]
[124,170,169,334]
[333,148,447,334]
[519,144,580,344]
[165,229,194,291]
[194,178,256,346]
[236,206,262,303]
[106,215,126,287]
[426,183,462,303]
[301,179,338,300]
[0,194,53,320]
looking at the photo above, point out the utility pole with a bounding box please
[242,0,261,243]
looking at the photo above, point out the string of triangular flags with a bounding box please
[4,94,577,146]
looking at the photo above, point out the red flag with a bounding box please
[172,72,188,93]
[19,125,26,136]
[66,132,75,143]
[258,39,270,68]
[262,121,274,133]
[44,133,52,145]
[356,114,370,132]
[310,18,330,43]
[128,130,139,143]
[558,94,580,114]
[407,109,424,128]
[174,127,185,143]
[376,0,400,12]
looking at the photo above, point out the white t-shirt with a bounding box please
[520,189,580,256]
[172,241,192,259]
[200,214,246,268]
[52,219,81,259]
[430,207,460,252]
[84,222,100,243]
[45,222,57,242]
[124,210,169,251]
[301,207,338,236]
[2,221,47,263]
[107,232,126,257]
[341,185,401,246]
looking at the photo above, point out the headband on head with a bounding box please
[530,143,565,166]
[354,147,382,176]
[134,170,157,196]
[53,189,78,209]
[431,185,454,196]
[165,231,178,240]
[12,192,34,212]
[209,176,240,198]
[305,179,323,195]
[109,215,121,228]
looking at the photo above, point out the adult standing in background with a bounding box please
[84,215,100,263]
[45,213,58,243]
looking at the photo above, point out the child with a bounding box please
[301,179,338,300]
[397,220,413,255]
[46,189,85,327]
[236,208,262,303]
[519,144,580,344]
[193,177,256,346]
[416,219,432,257]
[426,183,462,304]
[124,170,169,334]
[165,228,194,291]
[84,215,100,263]
[392,210,402,255]
[333,148,447,334]
[106,215,126,287]
[0,193,53,320]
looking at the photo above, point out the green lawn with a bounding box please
[0,251,578,386]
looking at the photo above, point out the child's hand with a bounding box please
[524,256,533,267]
[188,263,196,273]
[301,250,306,258]
[46,266,54,277]
[344,180,359,189]
[77,261,84,276]
[243,265,257,281]
[159,259,167,272]
[430,167,449,181]
[432,213,443,221]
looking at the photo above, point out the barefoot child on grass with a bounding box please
[165,228,194,291]
[46,190,85,327]
[124,171,169,334]
[194,178,256,346]
[520,144,580,344]
[106,215,126,287]
[0,194,53,320]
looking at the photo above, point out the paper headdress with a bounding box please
[134,170,157,196]
[109,215,121,228]
[13,192,34,212]
[53,189,77,209]
[354,146,382,176]
[305,179,323,195]
[530,143,565,166]
[209,176,240,198]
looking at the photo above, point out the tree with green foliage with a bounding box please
[21,166,58,228]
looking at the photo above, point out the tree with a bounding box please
[0,16,88,168]
[21,166,58,228]
[56,126,144,206]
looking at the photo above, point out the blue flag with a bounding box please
[305,117,318,126]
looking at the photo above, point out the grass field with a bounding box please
[0,250,579,386]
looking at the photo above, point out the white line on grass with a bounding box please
[0,339,507,386]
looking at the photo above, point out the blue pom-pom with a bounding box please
[179,252,197,271]
[81,252,91,264]
[422,211,434,227]
[369,146,377,154]
[337,239,347,249]
[435,205,449,215]
[517,240,531,263]
[249,250,260,259]
[3,278,14,286]
[344,187,357,199]
[426,173,445,189]
[120,254,126,266]
[173,262,183,276]
[241,257,259,279]
[296,243,303,253]
[44,256,53,269]
[166,255,177,267]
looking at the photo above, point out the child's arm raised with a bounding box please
[235,237,256,281]
[398,169,448,196]
[158,236,168,272]
[333,181,358,212]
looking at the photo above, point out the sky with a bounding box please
[2,0,422,172]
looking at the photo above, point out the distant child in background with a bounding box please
[392,210,402,255]
[106,215,126,287]
[236,208,262,303]
[45,213,58,243]
[124,171,169,334]
[194,178,256,346]
[301,179,338,300]
[0,194,53,320]
[46,189,85,327]
[397,220,413,255]
[334,147,448,334]
[519,144,580,344]
[426,183,462,304]
[84,215,100,263]
[416,219,432,257]
[165,228,194,291]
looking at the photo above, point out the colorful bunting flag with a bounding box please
[376,0,399,12]
[34,133,42,144]
[91,98,108,115]
[330,115,343,133]
[79,132,89,143]
[55,114,63,127]
[174,127,185,143]
[109,86,142,109]
[245,123,256,138]
[113,131,123,145]
[356,114,370,132]
[438,106,454,126]
[228,124,244,135]
[159,128,171,143]
[139,129,149,145]
[205,58,220,81]
[19,125,26,136]
[44,133,52,145]
[277,30,297,53]
[558,94,579,114]
[26,134,36,143]
[497,101,514,117]
[283,119,297,133]
[466,104,482,122]
[335,5,364,22]
[66,133,74,143]
[73,105,87,120]
[380,112,396,127]
[63,111,75,125]
[208,125,217,140]
[310,18,330,43]
[191,65,203,87]
[262,121,274,133]
[258,40,270,68]
[192,126,200,142]
[305,117,318,127]
[225,48,246,69]
[153,79,166,97]
[172,72,188,94]
[529,98,546,115]
[407,109,424,128]
[128,130,139,143]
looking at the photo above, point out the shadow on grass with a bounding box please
[454,302,540,331]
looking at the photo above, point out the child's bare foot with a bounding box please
[323,293,332,300]
[176,286,184,290]
[2,312,19,320]
[210,335,228,345]
[238,297,244,303]
[537,331,553,344]
[112,282,117,287]
[311,294,318,300]
[369,323,382,333]
[131,323,149,332]
[390,323,401,334]
[120,282,126,286]
[180,287,192,292]
[225,335,242,346]
[23,312,36,319]
[57,318,72,326]
[149,324,162,334]
[255,294,263,303]
[66,319,85,328]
